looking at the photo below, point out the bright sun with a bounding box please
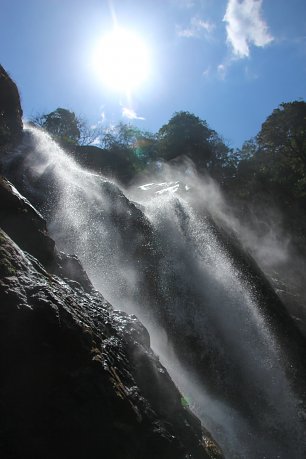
[92,28,150,92]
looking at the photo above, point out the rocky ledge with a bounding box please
[0,175,222,459]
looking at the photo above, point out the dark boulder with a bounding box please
[73,144,138,185]
[0,176,92,292]
[0,180,222,459]
[0,66,23,148]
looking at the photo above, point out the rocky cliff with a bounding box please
[0,68,222,459]
[0,66,23,148]
[0,175,221,459]
[2,65,306,459]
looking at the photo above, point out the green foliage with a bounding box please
[37,108,80,147]
[101,122,158,178]
[32,102,306,204]
[256,101,306,198]
[102,123,143,174]
[231,101,306,206]
[258,101,306,159]
[103,123,156,156]
[31,108,232,183]
[156,111,231,182]
[157,111,214,165]
[32,108,104,149]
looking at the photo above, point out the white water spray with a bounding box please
[4,127,305,458]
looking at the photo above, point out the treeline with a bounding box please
[1,64,305,246]
[31,108,233,184]
[31,102,306,216]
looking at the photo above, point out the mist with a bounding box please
[3,127,306,458]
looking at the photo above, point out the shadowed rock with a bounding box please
[0,65,23,148]
[0,178,222,459]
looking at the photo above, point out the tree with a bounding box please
[76,117,103,146]
[258,101,306,161]
[256,101,306,198]
[102,122,157,171]
[157,111,213,164]
[228,101,306,206]
[32,108,103,149]
[238,101,306,203]
[32,108,80,148]
[156,111,230,179]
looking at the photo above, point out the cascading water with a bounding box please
[4,126,306,458]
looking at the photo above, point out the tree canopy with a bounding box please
[231,101,306,207]
[155,111,231,180]
[157,111,214,164]
[31,101,306,201]
[257,101,306,198]
[32,108,103,149]
[33,108,80,147]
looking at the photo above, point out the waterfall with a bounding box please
[4,126,306,458]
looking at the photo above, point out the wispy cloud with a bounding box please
[202,66,211,78]
[177,16,215,39]
[173,0,195,9]
[90,111,106,129]
[244,65,259,80]
[223,0,273,58]
[122,107,145,120]
[217,63,227,80]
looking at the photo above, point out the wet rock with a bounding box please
[0,176,92,292]
[0,175,55,264]
[0,65,23,148]
[0,229,220,459]
[0,180,222,459]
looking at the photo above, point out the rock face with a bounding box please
[0,70,222,456]
[73,144,137,185]
[2,64,306,458]
[0,176,222,459]
[0,66,23,148]
[0,176,92,292]
[2,127,306,456]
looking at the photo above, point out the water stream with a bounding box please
[4,127,305,458]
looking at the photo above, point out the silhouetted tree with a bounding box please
[156,111,230,180]
[256,101,306,199]
[32,108,80,148]
[157,111,213,165]
[234,102,306,202]
[102,122,157,173]
[32,108,103,149]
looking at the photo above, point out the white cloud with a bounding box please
[217,63,227,79]
[177,16,215,38]
[122,107,145,120]
[223,0,273,58]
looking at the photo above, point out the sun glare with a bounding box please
[92,28,150,92]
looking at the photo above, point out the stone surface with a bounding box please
[0,176,92,292]
[0,181,222,459]
[0,65,23,148]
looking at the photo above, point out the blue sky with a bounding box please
[1,0,306,148]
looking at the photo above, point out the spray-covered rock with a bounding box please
[0,177,222,459]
